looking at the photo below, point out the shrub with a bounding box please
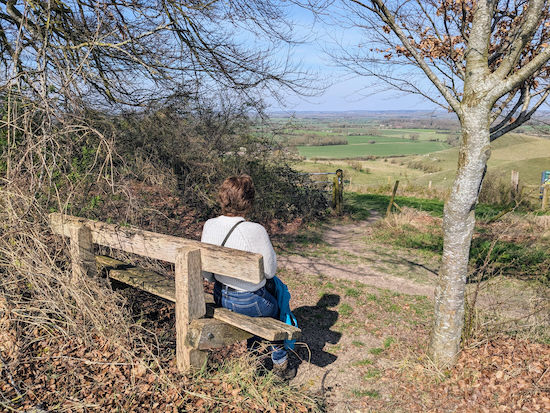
[94,103,329,223]
[346,160,363,171]
[478,172,512,206]
[407,160,442,173]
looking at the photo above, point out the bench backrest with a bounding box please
[49,213,265,283]
[49,213,299,373]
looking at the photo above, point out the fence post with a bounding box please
[511,170,519,200]
[386,180,400,218]
[543,185,549,210]
[332,169,344,215]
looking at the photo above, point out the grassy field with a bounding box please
[298,139,449,158]
[296,133,550,192]
[294,128,452,159]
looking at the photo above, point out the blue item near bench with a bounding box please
[268,276,298,350]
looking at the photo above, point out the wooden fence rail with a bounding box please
[522,184,550,210]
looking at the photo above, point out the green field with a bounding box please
[271,113,550,192]
[297,133,550,191]
[346,136,404,144]
[298,140,449,158]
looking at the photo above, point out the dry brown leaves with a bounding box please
[368,337,550,412]
[1,329,314,412]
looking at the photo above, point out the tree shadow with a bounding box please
[292,293,342,368]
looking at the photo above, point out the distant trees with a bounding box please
[322,0,550,366]
[293,134,349,146]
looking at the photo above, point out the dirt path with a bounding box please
[278,211,435,298]
[276,213,437,412]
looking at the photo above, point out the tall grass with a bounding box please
[368,206,550,345]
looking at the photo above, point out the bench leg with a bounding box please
[69,224,97,283]
[175,248,206,373]
[180,348,208,371]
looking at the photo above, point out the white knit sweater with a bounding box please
[200,215,277,291]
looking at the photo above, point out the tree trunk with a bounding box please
[428,105,492,366]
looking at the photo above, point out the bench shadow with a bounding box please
[292,293,342,368]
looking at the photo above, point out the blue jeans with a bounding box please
[213,281,287,365]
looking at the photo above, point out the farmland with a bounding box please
[270,110,459,158]
[298,136,449,158]
[268,110,550,192]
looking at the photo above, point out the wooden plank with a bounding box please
[50,213,265,283]
[175,248,207,372]
[110,268,176,302]
[96,256,177,302]
[186,318,252,350]
[212,307,301,341]
[95,257,302,344]
[69,224,97,282]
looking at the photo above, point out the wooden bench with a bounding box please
[49,213,301,373]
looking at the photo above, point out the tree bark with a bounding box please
[429,105,492,366]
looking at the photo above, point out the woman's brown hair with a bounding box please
[219,174,255,216]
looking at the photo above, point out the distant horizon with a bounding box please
[268,108,449,113]
[266,108,550,118]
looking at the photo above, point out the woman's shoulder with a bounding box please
[238,221,270,240]
[240,220,266,230]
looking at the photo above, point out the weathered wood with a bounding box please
[96,257,301,342]
[212,307,301,341]
[510,170,519,200]
[175,248,206,322]
[186,318,252,350]
[175,248,206,372]
[332,169,344,215]
[386,180,400,218]
[96,255,177,302]
[50,213,265,283]
[69,224,97,282]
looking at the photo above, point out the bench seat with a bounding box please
[96,256,301,342]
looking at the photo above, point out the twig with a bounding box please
[537,367,549,384]
[0,353,22,398]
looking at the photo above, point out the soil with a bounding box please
[274,211,436,411]
[273,211,550,412]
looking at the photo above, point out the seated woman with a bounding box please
[201,174,296,380]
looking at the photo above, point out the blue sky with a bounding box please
[264,4,439,113]
[272,77,439,112]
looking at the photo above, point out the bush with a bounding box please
[100,103,329,223]
[407,160,442,173]
[478,172,512,206]
[346,160,363,171]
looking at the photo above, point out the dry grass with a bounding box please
[0,186,322,412]
[380,207,441,230]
